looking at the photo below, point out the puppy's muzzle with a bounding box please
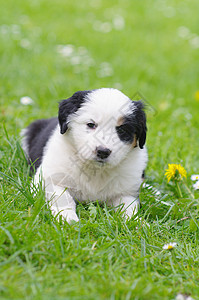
[96,146,112,160]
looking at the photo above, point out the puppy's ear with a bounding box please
[133,101,147,149]
[58,90,90,134]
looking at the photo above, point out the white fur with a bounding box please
[29,88,148,223]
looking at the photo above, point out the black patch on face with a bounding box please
[58,90,91,134]
[24,117,58,172]
[116,100,147,149]
[116,119,135,144]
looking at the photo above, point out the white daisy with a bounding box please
[20,96,34,105]
[193,181,199,190]
[176,294,195,300]
[189,36,199,49]
[112,15,125,30]
[96,62,113,78]
[20,39,31,49]
[93,21,112,33]
[163,242,177,250]
[177,26,190,39]
[191,174,199,181]
[57,44,74,57]
[176,294,185,300]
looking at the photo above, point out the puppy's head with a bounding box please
[59,88,147,167]
[58,90,91,134]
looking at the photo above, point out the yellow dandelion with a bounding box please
[165,164,187,182]
[194,90,199,102]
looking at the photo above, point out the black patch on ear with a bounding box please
[116,100,147,149]
[58,90,91,134]
[133,101,147,149]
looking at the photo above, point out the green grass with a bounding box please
[1,0,199,299]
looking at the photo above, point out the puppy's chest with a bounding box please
[65,171,133,202]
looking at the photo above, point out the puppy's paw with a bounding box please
[124,205,139,221]
[65,211,79,224]
[51,206,79,224]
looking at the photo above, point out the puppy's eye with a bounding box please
[87,122,97,129]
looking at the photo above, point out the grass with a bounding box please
[0,0,199,299]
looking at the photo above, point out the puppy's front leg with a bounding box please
[45,182,79,224]
[109,196,140,220]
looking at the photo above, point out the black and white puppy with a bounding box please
[22,88,148,223]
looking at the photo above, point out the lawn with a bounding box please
[0,0,199,299]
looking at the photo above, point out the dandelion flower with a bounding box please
[191,174,199,181]
[163,242,177,250]
[195,90,199,102]
[165,164,187,182]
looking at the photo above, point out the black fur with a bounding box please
[58,90,91,134]
[24,117,58,171]
[116,100,147,149]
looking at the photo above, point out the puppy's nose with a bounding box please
[96,146,112,159]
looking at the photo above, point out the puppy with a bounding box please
[21,88,148,223]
